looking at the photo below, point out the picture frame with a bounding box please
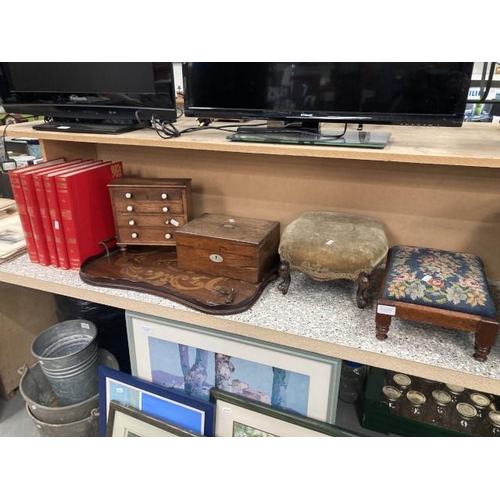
[98,365,215,437]
[126,311,341,424]
[106,400,202,437]
[210,388,360,437]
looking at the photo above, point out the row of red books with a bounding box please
[9,158,124,269]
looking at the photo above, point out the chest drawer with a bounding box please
[108,177,193,249]
[114,213,188,228]
[110,187,185,204]
[117,226,182,244]
[112,199,186,215]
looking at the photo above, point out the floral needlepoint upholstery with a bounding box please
[381,246,497,318]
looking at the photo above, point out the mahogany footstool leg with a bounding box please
[356,272,370,309]
[473,319,499,362]
[277,261,291,295]
[375,312,392,340]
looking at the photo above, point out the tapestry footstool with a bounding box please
[277,211,389,308]
[376,245,499,362]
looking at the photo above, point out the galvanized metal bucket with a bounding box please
[30,319,99,405]
[19,348,118,425]
[27,406,100,437]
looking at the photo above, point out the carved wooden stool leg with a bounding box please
[277,261,291,295]
[356,272,370,309]
[375,313,392,340]
[473,319,499,362]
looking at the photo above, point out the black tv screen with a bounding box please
[1,62,177,133]
[183,62,473,128]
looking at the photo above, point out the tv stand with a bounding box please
[229,123,391,149]
[33,119,147,135]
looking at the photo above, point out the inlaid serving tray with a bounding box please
[79,246,278,315]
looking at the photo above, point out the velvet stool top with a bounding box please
[277,211,389,308]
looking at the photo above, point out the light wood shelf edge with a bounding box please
[3,119,500,168]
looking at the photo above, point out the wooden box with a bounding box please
[108,177,193,250]
[176,213,280,284]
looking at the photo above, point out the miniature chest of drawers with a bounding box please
[176,213,280,284]
[108,177,193,249]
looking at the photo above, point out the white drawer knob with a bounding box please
[165,233,172,240]
[162,206,169,213]
[129,220,135,226]
[125,192,132,199]
[161,193,168,200]
[127,205,134,212]
[131,232,138,239]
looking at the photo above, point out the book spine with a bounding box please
[56,176,81,269]
[20,173,51,265]
[33,173,59,266]
[44,174,70,269]
[57,162,123,269]
[8,171,39,263]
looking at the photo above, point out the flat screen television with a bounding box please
[0,62,177,134]
[183,62,474,148]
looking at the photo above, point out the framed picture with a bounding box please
[106,400,201,437]
[210,388,360,437]
[98,365,215,437]
[126,311,341,423]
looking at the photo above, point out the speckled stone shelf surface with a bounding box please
[1,253,499,394]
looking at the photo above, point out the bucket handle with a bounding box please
[17,364,28,377]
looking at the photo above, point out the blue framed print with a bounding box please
[125,311,342,424]
[98,365,215,437]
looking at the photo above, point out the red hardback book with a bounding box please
[42,160,103,269]
[8,158,66,263]
[56,161,123,269]
[19,159,89,266]
[33,160,92,266]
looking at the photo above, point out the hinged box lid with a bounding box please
[176,213,278,245]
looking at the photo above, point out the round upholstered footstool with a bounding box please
[277,211,389,308]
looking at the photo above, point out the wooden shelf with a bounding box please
[1,253,499,396]
[5,118,500,168]
[1,118,500,399]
